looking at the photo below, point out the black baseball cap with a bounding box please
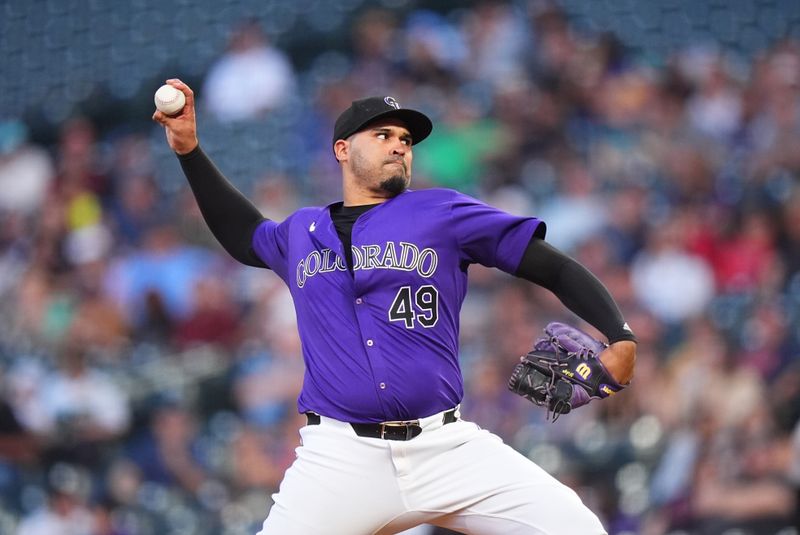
[332,96,433,147]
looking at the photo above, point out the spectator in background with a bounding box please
[661,319,765,430]
[14,267,64,346]
[174,276,240,351]
[704,210,780,294]
[689,417,795,533]
[348,9,401,94]
[228,426,285,494]
[412,95,506,193]
[104,221,218,338]
[102,458,145,519]
[746,43,800,179]
[53,117,109,202]
[32,343,130,470]
[400,10,466,90]
[461,356,528,442]
[602,186,649,265]
[0,120,54,215]
[125,398,210,496]
[630,211,716,325]
[684,52,744,141]
[201,19,296,122]
[537,159,609,252]
[108,173,163,248]
[233,288,303,429]
[487,78,570,191]
[303,80,363,203]
[67,259,129,355]
[460,0,530,87]
[233,343,302,428]
[105,134,164,251]
[16,464,96,535]
[737,300,790,379]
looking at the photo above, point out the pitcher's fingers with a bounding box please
[152,110,167,124]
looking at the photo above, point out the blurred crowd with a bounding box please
[1,1,800,534]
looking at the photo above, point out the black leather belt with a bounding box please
[305,409,458,441]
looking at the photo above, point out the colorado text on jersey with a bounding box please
[296,241,439,288]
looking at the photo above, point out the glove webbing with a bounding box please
[530,351,571,422]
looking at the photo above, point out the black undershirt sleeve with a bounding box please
[515,237,637,344]
[177,145,267,268]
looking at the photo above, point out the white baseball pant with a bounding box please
[257,408,607,534]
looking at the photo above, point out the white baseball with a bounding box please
[154,84,186,116]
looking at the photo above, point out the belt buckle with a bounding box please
[380,420,419,440]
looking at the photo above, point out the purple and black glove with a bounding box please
[508,322,625,420]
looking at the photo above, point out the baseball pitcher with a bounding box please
[154,79,637,535]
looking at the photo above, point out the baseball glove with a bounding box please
[508,322,624,421]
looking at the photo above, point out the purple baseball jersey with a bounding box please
[252,188,544,423]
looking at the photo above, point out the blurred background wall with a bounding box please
[1,0,800,534]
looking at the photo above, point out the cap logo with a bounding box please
[384,96,400,109]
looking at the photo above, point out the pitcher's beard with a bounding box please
[378,175,408,197]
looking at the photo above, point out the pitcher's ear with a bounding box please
[333,139,349,162]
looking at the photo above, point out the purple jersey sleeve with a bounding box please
[251,218,291,281]
[449,191,545,274]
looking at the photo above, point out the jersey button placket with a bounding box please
[350,241,390,408]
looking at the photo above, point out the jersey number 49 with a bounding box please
[388,285,439,329]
